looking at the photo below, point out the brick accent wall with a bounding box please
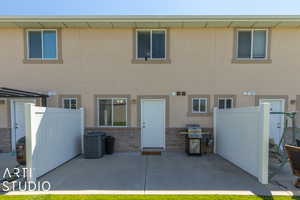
[166,128,186,152]
[85,127,141,152]
[85,127,213,153]
[166,128,213,152]
[0,128,11,152]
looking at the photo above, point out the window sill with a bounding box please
[187,112,211,117]
[231,59,272,64]
[131,59,171,64]
[23,59,63,64]
[97,126,128,129]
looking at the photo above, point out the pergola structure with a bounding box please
[0,87,48,106]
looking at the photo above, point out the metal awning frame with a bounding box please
[0,87,48,106]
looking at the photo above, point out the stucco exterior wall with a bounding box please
[0,27,299,129]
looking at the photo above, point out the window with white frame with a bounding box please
[236,29,268,59]
[136,29,166,60]
[98,98,127,127]
[192,98,208,113]
[218,98,233,110]
[63,98,77,109]
[27,29,58,59]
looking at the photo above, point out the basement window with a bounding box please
[27,29,58,60]
[98,98,128,127]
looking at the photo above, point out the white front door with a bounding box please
[11,99,35,151]
[141,99,165,149]
[260,99,285,145]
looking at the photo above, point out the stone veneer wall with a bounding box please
[85,127,213,152]
[0,128,11,152]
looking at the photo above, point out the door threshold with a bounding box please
[141,151,162,155]
[141,147,163,155]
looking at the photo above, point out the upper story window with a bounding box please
[136,29,166,60]
[192,98,208,113]
[98,98,128,127]
[27,29,57,60]
[63,98,77,109]
[236,29,268,60]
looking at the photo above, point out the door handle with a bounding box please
[15,123,19,129]
[142,122,146,128]
[277,123,281,129]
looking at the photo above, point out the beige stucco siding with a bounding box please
[0,27,299,128]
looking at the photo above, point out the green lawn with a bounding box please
[0,195,299,200]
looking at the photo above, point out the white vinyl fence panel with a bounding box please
[25,104,84,181]
[213,103,270,184]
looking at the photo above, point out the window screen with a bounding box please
[253,30,266,58]
[137,31,150,59]
[152,30,165,59]
[29,31,42,58]
[43,31,57,59]
[237,31,251,58]
[99,99,112,126]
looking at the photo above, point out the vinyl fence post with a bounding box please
[80,108,85,154]
[213,107,217,154]
[24,103,35,182]
[258,103,270,184]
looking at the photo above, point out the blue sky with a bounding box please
[0,0,300,16]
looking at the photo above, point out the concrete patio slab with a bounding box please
[0,153,17,178]
[39,153,146,191]
[1,152,298,196]
[146,153,274,195]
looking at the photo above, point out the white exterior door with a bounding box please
[260,99,285,145]
[11,99,35,151]
[141,99,165,149]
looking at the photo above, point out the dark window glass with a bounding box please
[237,31,251,58]
[99,99,112,126]
[192,99,199,112]
[43,31,57,59]
[70,99,77,109]
[137,31,150,59]
[199,99,207,112]
[219,99,225,109]
[152,30,165,59]
[253,30,266,58]
[226,99,232,109]
[63,99,70,109]
[113,99,126,126]
[29,31,42,58]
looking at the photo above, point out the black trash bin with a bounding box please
[84,132,106,158]
[105,136,115,154]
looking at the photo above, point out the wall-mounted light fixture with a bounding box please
[290,99,296,105]
[47,91,57,96]
[243,90,256,96]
